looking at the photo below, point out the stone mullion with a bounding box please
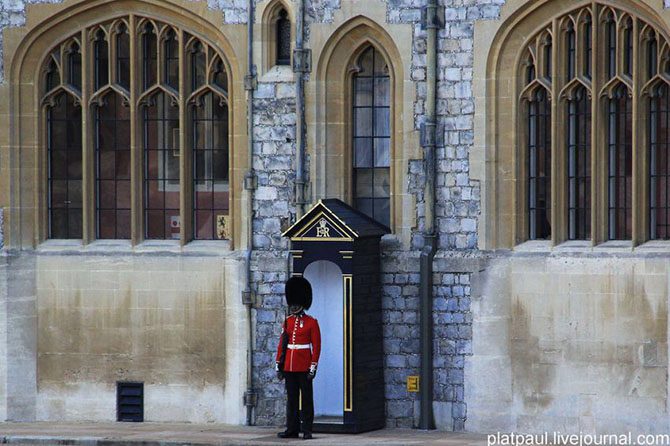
[592,2,606,245]
[632,19,646,245]
[178,29,190,245]
[130,14,141,245]
[81,28,94,244]
[551,18,563,246]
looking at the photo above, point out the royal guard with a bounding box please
[275,276,321,440]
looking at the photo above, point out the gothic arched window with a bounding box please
[276,8,291,66]
[517,4,670,243]
[352,46,391,228]
[42,16,231,242]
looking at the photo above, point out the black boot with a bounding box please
[277,431,300,438]
[302,432,313,440]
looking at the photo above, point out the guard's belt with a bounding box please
[287,344,311,349]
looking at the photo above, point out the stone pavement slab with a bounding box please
[0,423,488,446]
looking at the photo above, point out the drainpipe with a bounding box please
[294,0,306,218]
[418,0,440,431]
[243,0,258,426]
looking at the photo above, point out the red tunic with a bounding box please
[276,313,321,372]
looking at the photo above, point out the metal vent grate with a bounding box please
[117,381,144,422]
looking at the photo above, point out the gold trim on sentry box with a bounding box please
[343,274,353,412]
[282,199,360,239]
[291,210,354,241]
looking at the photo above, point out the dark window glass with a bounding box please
[276,9,291,66]
[567,86,591,240]
[650,84,670,239]
[648,36,658,79]
[607,17,616,79]
[117,25,130,90]
[584,16,592,79]
[353,47,390,228]
[94,31,109,90]
[213,59,228,91]
[68,43,82,91]
[608,85,632,240]
[527,88,552,240]
[190,41,206,93]
[192,92,229,240]
[143,92,180,239]
[48,92,82,239]
[164,29,179,89]
[624,19,633,76]
[46,56,60,91]
[142,23,157,90]
[566,23,575,79]
[527,62,536,84]
[95,93,131,239]
[544,36,552,80]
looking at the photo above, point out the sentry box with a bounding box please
[282,199,390,434]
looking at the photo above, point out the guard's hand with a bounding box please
[275,362,285,380]
[307,363,317,380]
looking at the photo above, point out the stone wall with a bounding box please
[34,252,248,423]
[249,66,298,426]
[466,253,670,435]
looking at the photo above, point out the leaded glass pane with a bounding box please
[46,56,60,91]
[142,23,157,89]
[608,85,632,240]
[276,9,291,66]
[117,25,130,90]
[164,29,179,89]
[650,84,670,239]
[191,41,206,92]
[68,43,82,90]
[352,46,390,227]
[94,31,108,90]
[95,93,131,239]
[143,92,180,240]
[192,91,229,240]
[354,138,372,168]
[48,93,82,239]
[567,86,591,240]
[527,88,551,240]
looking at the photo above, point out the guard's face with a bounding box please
[289,304,303,314]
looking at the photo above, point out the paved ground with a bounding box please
[0,422,488,446]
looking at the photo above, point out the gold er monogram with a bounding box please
[316,219,330,238]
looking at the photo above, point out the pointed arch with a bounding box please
[5,0,246,248]
[481,0,670,249]
[259,0,295,74]
[314,15,404,232]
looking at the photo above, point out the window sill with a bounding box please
[513,239,649,253]
[553,240,593,251]
[35,239,232,256]
[513,240,552,252]
[633,240,670,253]
[37,239,85,253]
[182,240,232,254]
[593,240,633,252]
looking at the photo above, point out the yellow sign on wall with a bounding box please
[407,376,419,393]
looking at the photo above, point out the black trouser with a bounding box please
[284,371,313,434]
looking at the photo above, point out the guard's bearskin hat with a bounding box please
[285,276,313,310]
